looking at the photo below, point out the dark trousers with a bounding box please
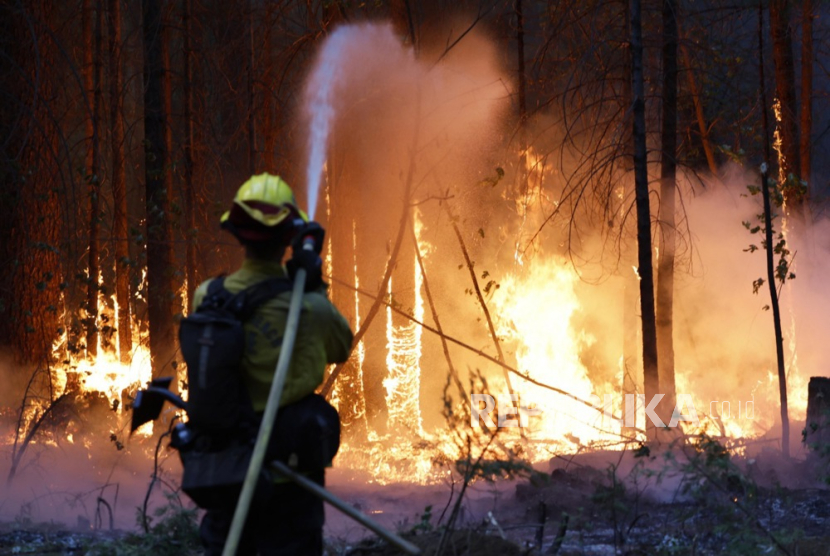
[200,471,325,556]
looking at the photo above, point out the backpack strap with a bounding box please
[195,276,232,312]
[235,277,293,320]
[196,275,293,320]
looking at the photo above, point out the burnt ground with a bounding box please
[329,443,830,555]
[2,444,830,555]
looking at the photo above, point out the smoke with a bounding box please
[299,21,511,433]
[0,353,181,529]
[298,19,830,450]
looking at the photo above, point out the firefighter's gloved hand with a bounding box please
[287,246,324,291]
[291,221,325,255]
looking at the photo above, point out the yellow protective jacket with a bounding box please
[192,258,353,411]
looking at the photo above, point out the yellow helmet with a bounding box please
[220,173,308,241]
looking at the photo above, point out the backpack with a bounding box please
[176,275,342,509]
[179,276,292,439]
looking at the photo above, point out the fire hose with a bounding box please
[222,238,421,556]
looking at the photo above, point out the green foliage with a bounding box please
[85,495,200,556]
[409,505,434,534]
[744,171,796,299]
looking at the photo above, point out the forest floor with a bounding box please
[1,443,829,555]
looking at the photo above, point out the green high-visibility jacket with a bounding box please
[192,258,353,411]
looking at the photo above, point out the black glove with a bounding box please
[286,222,326,291]
[291,221,325,255]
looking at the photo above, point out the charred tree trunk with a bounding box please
[630,0,660,437]
[761,164,790,458]
[759,3,790,458]
[769,0,801,204]
[799,0,812,193]
[621,0,639,412]
[183,0,198,309]
[109,0,132,362]
[84,0,103,358]
[656,0,677,417]
[143,0,177,377]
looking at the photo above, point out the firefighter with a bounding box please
[194,173,353,555]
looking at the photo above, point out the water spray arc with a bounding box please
[304,26,361,219]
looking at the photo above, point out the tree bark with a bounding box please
[656,0,677,417]
[621,0,639,418]
[247,0,256,175]
[679,41,718,178]
[630,0,660,437]
[261,2,278,173]
[143,0,176,377]
[84,0,103,358]
[109,0,131,362]
[515,0,528,197]
[183,0,198,309]
[759,2,790,458]
[0,1,65,362]
[760,164,790,458]
[769,0,801,203]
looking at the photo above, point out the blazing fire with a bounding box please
[5,170,814,490]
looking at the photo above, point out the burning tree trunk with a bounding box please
[630,0,660,436]
[656,0,678,416]
[143,0,177,377]
[769,0,801,204]
[109,0,132,362]
[83,0,103,358]
[325,154,369,437]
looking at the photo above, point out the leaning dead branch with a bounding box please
[7,361,69,485]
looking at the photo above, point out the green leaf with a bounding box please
[752,278,765,294]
